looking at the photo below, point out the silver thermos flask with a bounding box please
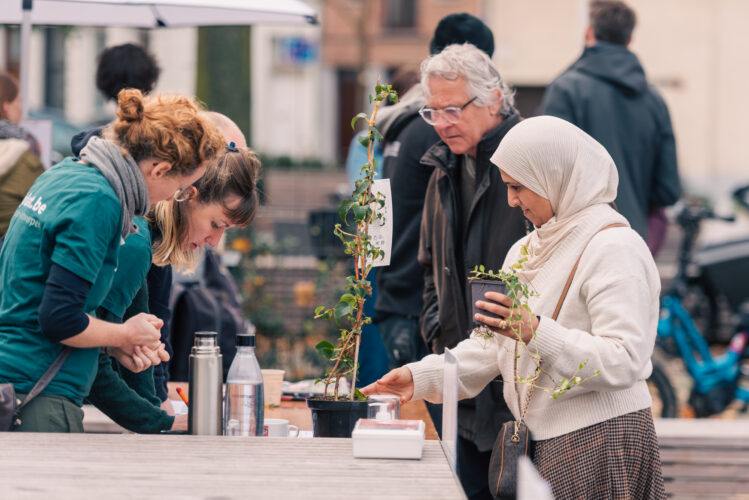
[188,331,223,435]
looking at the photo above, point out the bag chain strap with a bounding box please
[510,223,626,442]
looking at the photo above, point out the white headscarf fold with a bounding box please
[490,116,628,283]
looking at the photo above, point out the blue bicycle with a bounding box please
[649,201,749,418]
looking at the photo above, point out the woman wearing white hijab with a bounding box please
[363,116,665,498]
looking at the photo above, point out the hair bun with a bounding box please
[116,88,145,122]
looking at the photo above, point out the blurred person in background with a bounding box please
[96,43,161,102]
[72,42,161,147]
[0,71,44,236]
[540,0,680,254]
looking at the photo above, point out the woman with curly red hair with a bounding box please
[0,89,224,432]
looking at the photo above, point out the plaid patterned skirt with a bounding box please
[533,408,666,499]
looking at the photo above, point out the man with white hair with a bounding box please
[416,43,526,499]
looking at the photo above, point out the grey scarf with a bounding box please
[79,136,149,239]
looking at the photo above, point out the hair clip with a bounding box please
[225,141,239,153]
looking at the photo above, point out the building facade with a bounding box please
[1,0,748,195]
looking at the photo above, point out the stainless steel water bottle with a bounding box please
[188,331,223,435]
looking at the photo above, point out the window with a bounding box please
[43,27,65,111]
[383,0,416,29]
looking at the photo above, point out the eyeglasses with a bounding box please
[173,186,193,203]
[419,96,478,126]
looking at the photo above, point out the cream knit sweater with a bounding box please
[408,226,659,441]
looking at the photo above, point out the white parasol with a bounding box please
[1,0,318,117]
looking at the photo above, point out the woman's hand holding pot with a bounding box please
[474,291,538,343]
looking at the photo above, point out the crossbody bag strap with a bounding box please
[551,223,627,320]
[515,222,627,426]
[16,346,72,414]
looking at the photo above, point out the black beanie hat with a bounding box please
[430,13,495,57]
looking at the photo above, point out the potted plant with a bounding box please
[468,265,509,328]
[307,81,398,437]
[470,249,599,399]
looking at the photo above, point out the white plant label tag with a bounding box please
[369,178,392,267]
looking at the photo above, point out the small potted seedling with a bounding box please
[468,265,509,328]
[471,248,599,399]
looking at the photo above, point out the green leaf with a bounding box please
[352,203,370,222]
[340,293,358,307]
[315,340,335,359]
[314,305,325,315]
[353,179,370,198]
[369,125,384,142]
[338,199,354,225]
[479,265,485,273]
[353,388,368,401]
[350,112,369,131]
[357,134,371,148]
[334,300,353,323]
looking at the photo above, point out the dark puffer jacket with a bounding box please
[418,113,527,450]
[540,42,681,239]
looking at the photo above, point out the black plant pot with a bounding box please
[306,398,369,437]
[470,279,507,327]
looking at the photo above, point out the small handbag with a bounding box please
[0,347,71,431]
[488,223,626,499]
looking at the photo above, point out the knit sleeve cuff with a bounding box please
[153,412,176,434]
[533,316,567,366]
[407,354,444,403]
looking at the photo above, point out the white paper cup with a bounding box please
[261,369,285,407]
[263,418,299,437]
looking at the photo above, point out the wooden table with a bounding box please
[0,432,465,499]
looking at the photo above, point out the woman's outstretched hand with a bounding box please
[361,366,415,405]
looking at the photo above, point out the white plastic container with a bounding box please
[352,418,425,459]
